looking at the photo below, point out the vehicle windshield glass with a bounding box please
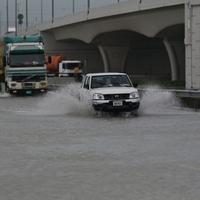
[62,63,82,69]
[10,54,45,67]
[91,75,132,89]
[12,75,46,82]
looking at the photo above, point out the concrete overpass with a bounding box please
[22,0,200,89]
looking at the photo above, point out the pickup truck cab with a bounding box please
[82,72,140,112]
[59,60,82,77]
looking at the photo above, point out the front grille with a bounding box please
[104,94,129,100]
[23,82,35,89]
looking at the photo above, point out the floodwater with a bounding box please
[0,85,200,200]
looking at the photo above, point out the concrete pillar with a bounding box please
[185,1,200,89]
[98,45,109,72]
[171,41,185,81]
[163,37,178,81]
[98,45,129,73]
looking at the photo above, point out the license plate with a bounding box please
[26,90,32,95]
[113,101,123,106]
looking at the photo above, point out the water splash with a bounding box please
[13,84,195,117]
[32,83,93,116]
[139,85,182,115]
[32,84,185,116]
[0,92,11,98]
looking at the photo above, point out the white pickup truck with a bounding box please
[59,60,82,77]
[81,72,140,112]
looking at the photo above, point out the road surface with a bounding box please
[0,85,199,200]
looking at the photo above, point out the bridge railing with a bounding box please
[16,0,184,35]
[16,0,130,28]
[30,0,184,25]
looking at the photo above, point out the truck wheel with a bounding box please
[5,82,9,92]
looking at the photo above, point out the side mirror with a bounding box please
[133,82,138,88]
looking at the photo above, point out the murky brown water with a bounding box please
[0,86,199,200]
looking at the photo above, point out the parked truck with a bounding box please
[2,35,48,95]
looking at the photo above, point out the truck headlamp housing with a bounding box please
[129,92,139,99]
[11,83,17,87]
[40,81,47,87]
[93,93,104,100]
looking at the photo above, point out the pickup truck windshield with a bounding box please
[10,54,45,67]
[91,75,132,89]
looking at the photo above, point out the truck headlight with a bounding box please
[11,83,17,87]
[93,93,104,100]
[129,92,139,99]
[40,82,47,87]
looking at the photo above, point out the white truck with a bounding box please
[3,35,48,95]
[59,60,82,77]
[81,72,140,113]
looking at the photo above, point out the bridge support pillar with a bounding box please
[185,1,200,89]
[163,38,178,81]
[98,45,129,72]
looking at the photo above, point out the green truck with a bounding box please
[2,35,48,95]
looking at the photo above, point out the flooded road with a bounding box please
[0,86,200,200]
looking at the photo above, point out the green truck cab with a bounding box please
[3,35,48,95]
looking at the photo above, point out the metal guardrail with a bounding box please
[172,90,200,99]
[47,79,200,98]
[138,88,200,99]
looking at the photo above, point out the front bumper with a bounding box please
[7,81,48,95]
[9,88,47,95]
[92,99,140,112]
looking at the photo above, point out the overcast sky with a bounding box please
[0,0,126,35]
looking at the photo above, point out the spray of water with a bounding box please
[139,85,182,115]
[32,83,93,116]
[0,92,10,98]
[16,83,195,117]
